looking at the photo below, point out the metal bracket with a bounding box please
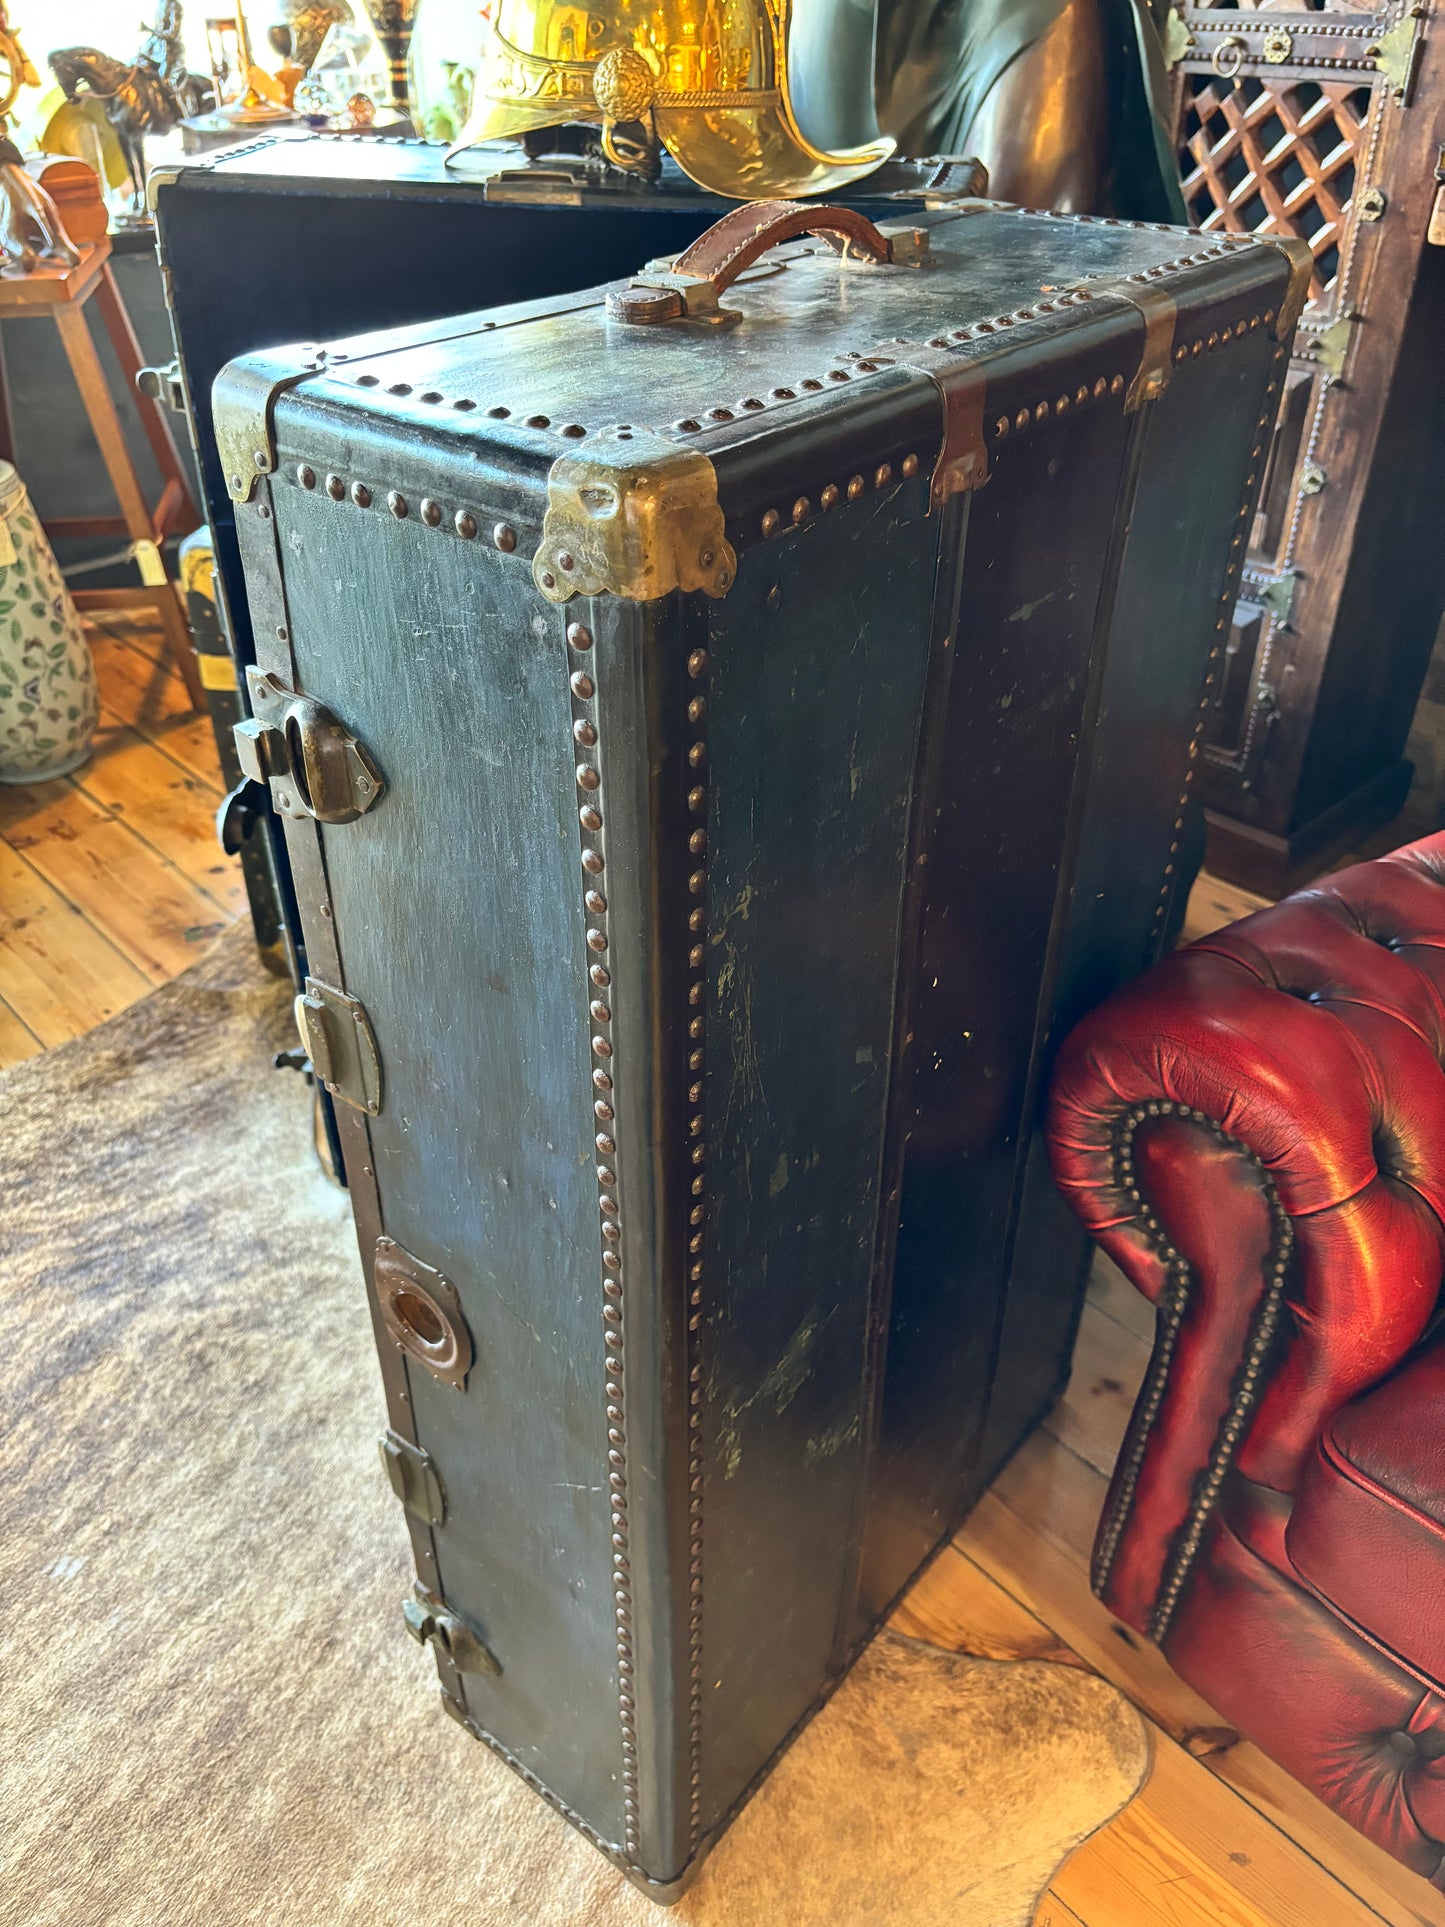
[533,428,736,604]
[1259,572,1298,626]
[212,342,331,503]
[403,1585,500,1676]
[882,339,990,505]
[379,1429,447,1525]
[1371,10,1425,102]
[236,668,384,825]
[136,358,187,416]
[294,977,383,1116]
[374,1237,474,1389]
[1256,235,1314,343]
[1314,313,1356,385]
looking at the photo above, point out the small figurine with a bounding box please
[0,5,79,271]
[49,2,215,218]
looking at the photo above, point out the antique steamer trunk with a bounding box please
[219,201,1306,1895]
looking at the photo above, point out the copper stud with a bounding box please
[688,908,704,932]
[297,464,316,489]
[994,417,1010,439]
[687,649,708,679]
[421,498,442,527]
[688,742,706,768]
[389,491,408,518]
[902,454,919,477]
[1110,374,1125,393]
[568,622,593,652]
[1015,408,1030,431]
[689,1018,703,1041]
[688,830,706,855]
[577,764,601,791]
[689,1051,703,1073]
[571,671,595,699]
[351,482,372,507]
[574,719,599,748]
[688,697,706,724]
[821,483,839,510]
[580,804,602,832]
[792,497,810,524]
[587,928,608,952]
[1056,395,1070,413]
[493,522,517,552]
[597,1133,616,1156]
[590,963,610,988]
[582,848,604,875]
[456,511,478,539]
[687,786,704,812]
[689,944,704,967]
[585,889,607,916]
[689,870,705,895]
[761,509,780,537]
[1076,384,1088,405]
[591,1001,611,1024]
[875,463,892,488]
[326,473,345,499]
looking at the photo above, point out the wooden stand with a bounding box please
[0,239,203,711]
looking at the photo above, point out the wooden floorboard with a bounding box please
[0,619,240,1064]
[7,618,1438,1922]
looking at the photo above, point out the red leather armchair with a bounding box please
[1046,831,1445,1887]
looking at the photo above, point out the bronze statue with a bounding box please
[50,2,214,216]
[872,0,1185,220]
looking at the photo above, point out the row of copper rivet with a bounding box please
[683,640,709,1842]
[293,460,524,553]
[566,613,645,1858]
[1151,334,1286,940]
[1102,1100,1290,1637]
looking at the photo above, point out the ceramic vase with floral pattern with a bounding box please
[0,461,98,783]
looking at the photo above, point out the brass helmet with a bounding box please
[450,0,893,200]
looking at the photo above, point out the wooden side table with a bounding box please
[0,239,203,711]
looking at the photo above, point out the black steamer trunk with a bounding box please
[219,199,1306,1897]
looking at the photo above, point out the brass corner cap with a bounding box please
[533,430,736,605]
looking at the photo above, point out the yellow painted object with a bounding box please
[40,96,130,193]
[450,0,892,200]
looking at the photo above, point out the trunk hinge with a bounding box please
[294,977,383,1116]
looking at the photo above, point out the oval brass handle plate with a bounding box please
[375,1237,474,1389]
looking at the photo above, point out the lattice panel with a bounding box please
[1179,74,1374,306]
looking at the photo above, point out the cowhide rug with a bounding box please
[0,927,1147,1925]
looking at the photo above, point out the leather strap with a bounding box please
[672,200,893,293]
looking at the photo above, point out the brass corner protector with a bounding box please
[532,430,736,604]
[212,345,329,504]
[1260,235,1314,342]
[144,162,184,213]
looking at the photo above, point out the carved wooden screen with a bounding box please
[1178,73,1375,313]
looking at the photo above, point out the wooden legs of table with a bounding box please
[52,297,205,712]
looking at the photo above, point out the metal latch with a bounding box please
[235,668,384,825]
[378,1429,446,1525]
[294,976,383,1115]
[136,359,187,416]
[402,1585,500,1676]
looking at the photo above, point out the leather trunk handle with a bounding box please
[606,200,925,326]
[674,200,895,289]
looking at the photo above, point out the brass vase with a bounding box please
[363,0,420,120]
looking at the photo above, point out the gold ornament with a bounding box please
[448,0,892,202]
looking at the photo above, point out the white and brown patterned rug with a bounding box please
[0,929,1147,1926]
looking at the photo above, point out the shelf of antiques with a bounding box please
[1171,0,1445,892]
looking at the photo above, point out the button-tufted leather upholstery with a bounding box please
[1045,831,1445,1887]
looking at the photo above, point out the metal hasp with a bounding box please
[234,668,384,825]
[293,976,383,1116]
[403,1585,500,1676]
[378,1429,447,1525]
[374,1236,474,1389]
[136,358,186,415]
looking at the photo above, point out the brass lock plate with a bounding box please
[294,976,383,1115]
[375,1237,474,1389]
[235,669,384,825]
[379,1429,446,1525]
[403,1585,500,1676]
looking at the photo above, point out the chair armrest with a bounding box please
[1046,838,1445,1635]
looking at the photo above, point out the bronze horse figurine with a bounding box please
[50,5,212,213]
